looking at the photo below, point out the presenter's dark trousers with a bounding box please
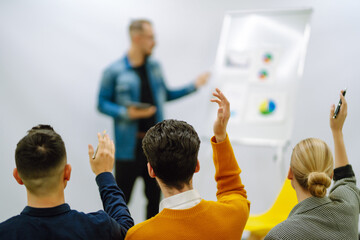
[115,138,161,219]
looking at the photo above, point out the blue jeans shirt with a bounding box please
[98,56,196,160]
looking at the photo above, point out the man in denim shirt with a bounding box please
[98,19,208,219]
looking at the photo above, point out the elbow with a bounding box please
[97,98,105,113]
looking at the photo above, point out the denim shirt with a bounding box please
[98,56,196,160]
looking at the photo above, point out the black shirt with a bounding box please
[133,64,156,133]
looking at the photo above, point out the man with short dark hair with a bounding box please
[0,125,134,239]
[125,89,250,240]
[98,19,209,219]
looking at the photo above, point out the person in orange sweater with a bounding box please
[125,88,250,240]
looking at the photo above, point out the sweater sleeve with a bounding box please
[96,172,134,238]
[211,135,249,204]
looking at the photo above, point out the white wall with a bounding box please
[1,0,359,232]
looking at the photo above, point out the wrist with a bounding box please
[215,133,227,143]
[331,129,343,136]
[95,170,112,176]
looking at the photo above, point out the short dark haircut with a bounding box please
[129,19,152,35]
[142,119,201,190]
[15,124,66,181]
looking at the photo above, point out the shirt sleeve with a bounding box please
[97,68,129,120]
[96,172,134,237]
[152,63,197,101]
[330,164,360,210]
[333,164,355,181]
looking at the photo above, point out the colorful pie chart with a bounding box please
[259,99,276,115]
[263,53,273,63]
[258,69,268,80]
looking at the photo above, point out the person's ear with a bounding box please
[147,162,156,178]
[132,33,141,44]
[287,167,293,180]
[64,164,71,181]
[13,168,24,185]
[63,164,72,189]
[194,160,200,173]
[330,171,334,180]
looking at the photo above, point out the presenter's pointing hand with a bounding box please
[195,72,210,89]
[210,88,230,143]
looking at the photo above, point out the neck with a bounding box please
[128,45,145,67]
[157,179,193,199]
[27,188,65,208]
[294,182,313,203]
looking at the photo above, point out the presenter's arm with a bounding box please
[210,89,249,202]
[154,61,209,101]
[98,69,129,120]
[88,133,134,236]
[98,68,156,120]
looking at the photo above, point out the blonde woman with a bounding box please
[265,92,360,240]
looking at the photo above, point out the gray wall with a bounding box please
[1,0,359,233]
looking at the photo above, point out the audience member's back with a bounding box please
[0,125,133,239]
[125,89,250,240]
[265,92,360,240]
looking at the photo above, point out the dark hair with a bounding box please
[15,124,66,180]
[129,19,152,35]
[142,119,200,190]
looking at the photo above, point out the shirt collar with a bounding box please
[21,203,71,217]
[289,196,332,216]
[159,189,201,212]
[124,55,149,69]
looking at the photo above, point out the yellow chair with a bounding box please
[245,179,298,238]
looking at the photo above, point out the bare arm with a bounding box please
[330,91,349,168]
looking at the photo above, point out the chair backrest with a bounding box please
[266,179,298,220]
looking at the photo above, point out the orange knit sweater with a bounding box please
[125,135,250,240]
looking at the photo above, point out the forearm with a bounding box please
[211,135,247,199]
[332,130,349,168]
[96,172,134,230]
[166,83,196,101]
[98,98,128,119]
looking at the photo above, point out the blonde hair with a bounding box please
[291,138,333,198]
[129,19,152,37]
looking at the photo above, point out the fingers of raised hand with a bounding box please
[340,93,347,111]
[330,104,335,117]
[88,144,94,159]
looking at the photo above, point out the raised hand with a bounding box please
[330,90,349,168]
[210,88,230,142]
[88,133,115,176]
[330,90,347,132]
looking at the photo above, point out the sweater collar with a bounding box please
[21,203,71,217]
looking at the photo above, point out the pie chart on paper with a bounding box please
[259,99,276,115]
[263,52,273,63]
[258,69,268,80]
